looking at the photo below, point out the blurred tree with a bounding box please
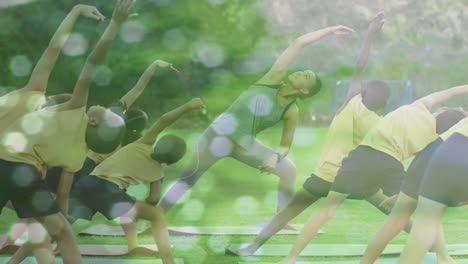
[1,0,467,127]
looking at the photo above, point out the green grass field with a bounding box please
[1,127,467,264]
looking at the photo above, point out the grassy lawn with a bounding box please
[1,127,467,263]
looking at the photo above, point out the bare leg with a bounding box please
[431,221,454,264]
[7,242,33,264]
[364,191,454,263]
[361,192,417,264]
[230,139,297,210]
[31,236,54,264]
[279,191,348,264]
[233,188,318,256]
[3,214,28,247]
[120,217,138,251]
[127,201,175,264]
[37,213,82,264]
[7,220,54,264]
[398,197,447,264]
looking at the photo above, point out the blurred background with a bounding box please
[1,2,468,263]
[1,0,467,126]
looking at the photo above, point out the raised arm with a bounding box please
[415,85,468,110]
[145,179,163,205]
[120,60,179,108]
[65,0,137,110]
[257,25,354,85]
[259,104,299,173]
[138,98,206,145]
[342,12,385,105]
[23,5,105,93]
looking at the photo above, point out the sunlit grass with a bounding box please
[1,128,467,264]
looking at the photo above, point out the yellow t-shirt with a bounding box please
[361,102,437,161]
[0,90,45,131]
[92,142,163,189]
[87,145,121,165]
[0,106,88,173]
[440,117,468,140]
[314,95,380,182]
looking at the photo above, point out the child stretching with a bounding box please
[68,98,206,264]
[277,83,468,264]
[0,1,135,263]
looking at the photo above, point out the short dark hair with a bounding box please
[86,114,126,154]
[436,108,467,134]
[362,80,392,111]
[300,74,322,99]
[120,108,149,146]
[125,108,148,132]
[151,134,187,164]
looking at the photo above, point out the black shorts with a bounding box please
[331,146,405,199]
[0,160,59,218]
[45,157,97,193]
[420,133,468,207]
[401,138,443,199]
[302,174,332,197]
[69,175,136,220]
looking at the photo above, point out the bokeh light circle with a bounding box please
[181,199,205,221]
[234,196,258,216]
[191,42,225,67]
[213,113,237,135]
[249,95,272,116]
[9,55,32,77]
[163,29,186,50]
[93,65,113,86]
[21,114,43,135]
[110,202,134,220]
[4,132,27,152]
[27,222,48,244]
[120,21,145,43]
[209,136,232,157]
[11,165,34,188]
[32,191,54,214]
[62,33,88,56]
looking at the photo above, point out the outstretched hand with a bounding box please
[259,154,279,174]
[330,25,355,35]
[111,0,138,24]
[187,98,206,110]
[368,11,385,35]
[74,5,105,21]
[153,60,180,73]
